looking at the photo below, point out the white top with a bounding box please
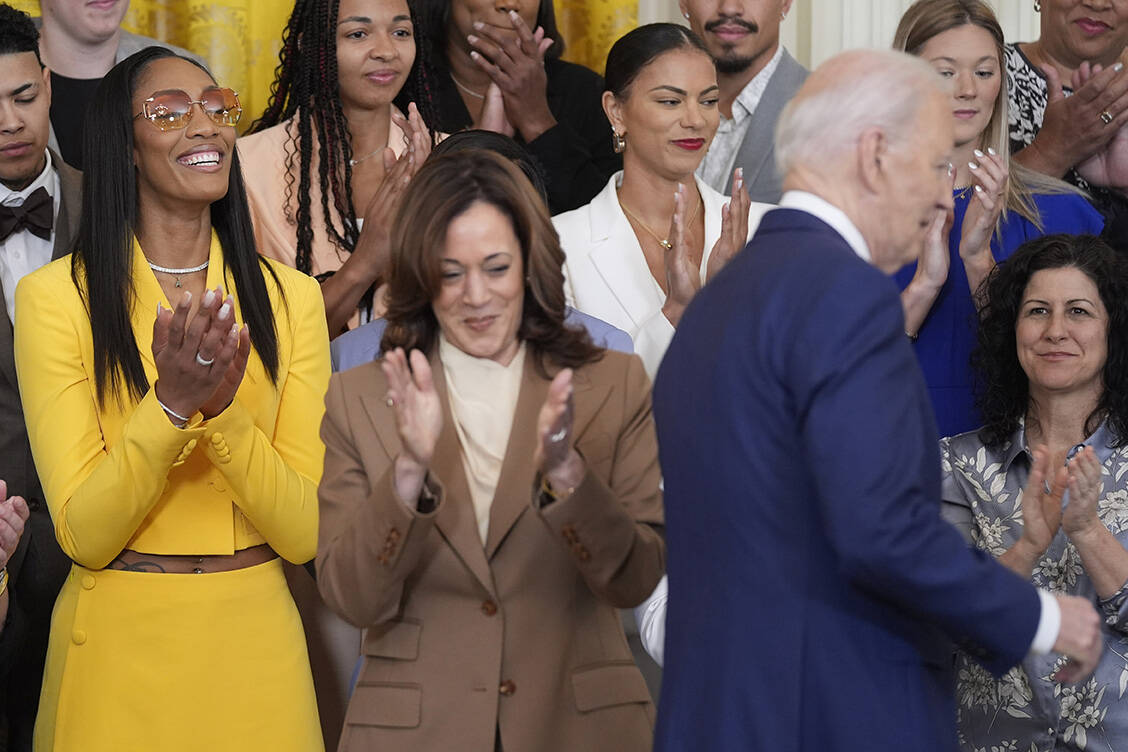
[0,150,59,323]
[439,335,527,545]
[553,171,772,379]
[696,45,784,192]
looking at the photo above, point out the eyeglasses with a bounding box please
[133,87,242,131]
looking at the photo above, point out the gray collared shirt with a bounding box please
[941,422,1128,751]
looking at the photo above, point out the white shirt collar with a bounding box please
[778,190,871,262]
[0,149,55,206]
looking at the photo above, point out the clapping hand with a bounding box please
[152,286,248,423]
[705,168,752,282]
[468,10,556,141]
[1033,59,1128,174]
[0,480,28,572]
[1015,447,1066,565]
[382,348,442,504]
[534,368,585,496]
[1062,446,1105,542]
[960,149,1006,261]
[1074,62,1128,192]
[661,183,702,327]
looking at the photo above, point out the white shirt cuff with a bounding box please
[1030,589,1061,655]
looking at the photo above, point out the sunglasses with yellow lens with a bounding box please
[134,87,243,131]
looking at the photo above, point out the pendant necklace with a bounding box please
[148,259,210,288]
[618,193,701,250]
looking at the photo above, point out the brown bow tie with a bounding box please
[0,186,53,243]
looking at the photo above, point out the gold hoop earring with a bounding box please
[612,131,626,153]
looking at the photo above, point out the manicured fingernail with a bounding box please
[947,162,954,176]
[1115,62,1124,72]
[469,50,480,60]
[987,147,997,156]
[467,34,478,44]
[473,20,484,29]
[974,185,984,193]
[973,149,985,158]
[157,302,163,316]
[218,302,231,320]
[230,323,239,338]
[181,290,192,305]
[969,161,979,170]
[203,289,216,307]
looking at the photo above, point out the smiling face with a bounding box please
[131,57,236,210]
[432,200,525,365]
[41,0,129,45]
[0,51,51,190]
[604,46,720,181]
[336,0,415,111]
[1017,266,1109,403]
[918,23,1001,151]
[1040,0,1128,68]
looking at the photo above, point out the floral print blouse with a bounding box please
[940,422,1128,752]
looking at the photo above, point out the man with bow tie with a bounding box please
[0,5,81,750]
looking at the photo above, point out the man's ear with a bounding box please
[856,126,887,195]
[41,65,52,106]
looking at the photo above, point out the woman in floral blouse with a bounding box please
[941,233,1128,752]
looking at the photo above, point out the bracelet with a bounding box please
[539,476,575,506]
[155,396,191,427]
[0,567,8,599]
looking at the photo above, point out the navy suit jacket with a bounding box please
[652,209,1041,752]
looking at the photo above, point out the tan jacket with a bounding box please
[317,348,664,752]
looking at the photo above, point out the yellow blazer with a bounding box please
[13,234,330,568]
[317,347,665,752]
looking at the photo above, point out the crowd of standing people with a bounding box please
[0,0,1126,751]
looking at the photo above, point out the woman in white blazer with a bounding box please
[553,24,773,378]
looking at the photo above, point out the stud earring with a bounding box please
[612,131,626,153]
[683,10,689,18]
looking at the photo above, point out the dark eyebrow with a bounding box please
[649,85,687,96]
[392,14,411,22]
[441,253,512,265]
[929,55,997,65]
[339,16,372,24]
[1067,298,1097,306]
[9,81,35,97]
[701,85,720,95]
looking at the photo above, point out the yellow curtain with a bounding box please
[10,0,290,132]
[556,0,636,74]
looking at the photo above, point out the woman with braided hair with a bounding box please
[239,0,436,336]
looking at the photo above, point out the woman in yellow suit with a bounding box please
[14,48,329,751]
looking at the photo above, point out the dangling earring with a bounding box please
[612,130,626,154]
[1034,0,1041,11]
[780,10,786,20]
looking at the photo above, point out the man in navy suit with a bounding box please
[652,49,1103,752]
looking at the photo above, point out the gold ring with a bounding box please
[659,240,673,250]
[1100,110,1114,125]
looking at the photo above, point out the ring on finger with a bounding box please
[549,427,567,443]
[195,352,216,367]
[385,395,395,408]
[1100,110,1114,125]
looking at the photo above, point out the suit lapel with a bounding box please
[0,282,15,390]
[51,151,82,260]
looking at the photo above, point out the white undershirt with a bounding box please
[0,150,59,323]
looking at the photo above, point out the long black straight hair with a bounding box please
[72,46,282,406]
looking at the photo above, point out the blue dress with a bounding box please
[894,191,1103,438]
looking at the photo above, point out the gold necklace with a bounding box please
[618,191,701,250]
[450,72,485,100]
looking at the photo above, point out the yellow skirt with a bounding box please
[34,559,323,752]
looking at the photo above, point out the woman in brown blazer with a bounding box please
[316,149,665,752]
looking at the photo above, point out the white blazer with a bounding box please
[553,171,772,378]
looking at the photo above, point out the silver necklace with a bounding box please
[450,72,485,100]
[349,148,384,167]
[148,259,209,288]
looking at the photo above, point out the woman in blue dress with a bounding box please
[893,0,1104,438]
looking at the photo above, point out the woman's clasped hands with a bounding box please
[151,285,251,425]
[1014,445,1106,565]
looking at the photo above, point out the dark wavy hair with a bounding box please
[72,47,281,406]
[417,0,564,62]
[381,150,602,374]
[430,129,548,203]
[0,3,41,64]
[250,0,436,300]
[973,234,1128,449]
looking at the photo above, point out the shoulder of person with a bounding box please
[257,256,320,304]
[236,121,291,157]
[545,57,605,91]
[331,356,387,397]
[571,349,648,394]
[551,173,617,233]
[15,255,80,308]
[1029,191,1106,232]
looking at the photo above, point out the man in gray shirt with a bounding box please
[681,0,807,201]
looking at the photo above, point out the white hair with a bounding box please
[775,49,948,178]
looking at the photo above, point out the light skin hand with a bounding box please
[1050,593,1102,683]
[900,167,955,337]
[705,168,751,282]
[960,150,1005,305]
[999,447,1065,578]
[383,348,442,505]
[661,183,701,327]
[0,481,29,571]
[1062,447,1128,600]
[475,81,515,137]
[533,368,585,494]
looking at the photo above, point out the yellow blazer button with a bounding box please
[72,629,87,645]
[217,454,232,465]
[184,439,198,453]
[211,433,225,444]
[81,575,96,590]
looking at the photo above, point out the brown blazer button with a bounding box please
[577,547,591,562]
[499,680,516,696]
[388,528,401,541]
[481,600,498,616]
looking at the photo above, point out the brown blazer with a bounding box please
[317,347,665,752]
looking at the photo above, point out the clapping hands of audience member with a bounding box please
[661,183,701,327]
[960,148,1006,300]
[534,368,585,498]
[1073,63,1128,194]
[468,10,556,141]
[705,168,752,282]
[152,285,251,423]
[382,347,443,505]
[1023,58,1128,178]
[0,480,28,574]
[1000,447,1065,577]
